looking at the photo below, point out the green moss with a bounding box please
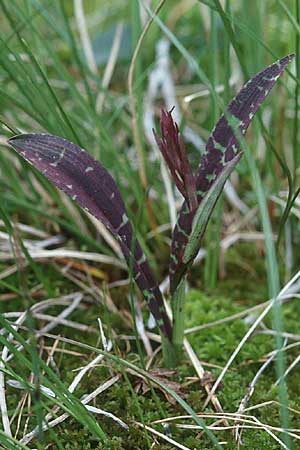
[3,244,300,449]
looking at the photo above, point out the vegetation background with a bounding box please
[0,0,299,449]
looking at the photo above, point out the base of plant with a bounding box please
[170,279,186,364]
[161,335,179,368]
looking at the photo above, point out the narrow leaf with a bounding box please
[183,153,242,264]
[8,133,172,339]
[169,54,294,293]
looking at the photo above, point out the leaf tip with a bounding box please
[278,53,295,68]
[8,133,35,149]
[287,53,295,61]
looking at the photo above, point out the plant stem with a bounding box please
[171,278,187,361]
[161,335,178,368]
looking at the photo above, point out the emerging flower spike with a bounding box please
[153,108,197,211]
[168,54,294,293]
[8,134,172,341]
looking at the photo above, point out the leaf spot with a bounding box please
[50,147,66,167]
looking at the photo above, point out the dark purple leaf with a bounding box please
[169,54,294,293]
[8,133,172,340]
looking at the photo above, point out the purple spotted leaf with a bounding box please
[8,133,172,340]
[169,54,294,293]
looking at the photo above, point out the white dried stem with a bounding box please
[135,420,191,450]
[0,247,125,268]
[143,38,177,227]
[0,220,49,238]
[97,317,109,352]
[20,376,121,444]
[0,313,27,437]
[133,297,153,357]
[86,212,122,257]
[235,342,282,442]
[96,23,124,113]
[73,0,97,74]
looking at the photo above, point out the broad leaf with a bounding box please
[8,133,172,340]
[169,54,294,293]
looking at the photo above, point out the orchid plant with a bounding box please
[8,54,293,367]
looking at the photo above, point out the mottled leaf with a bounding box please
[8,133,172,339]
[169,54,294,293]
